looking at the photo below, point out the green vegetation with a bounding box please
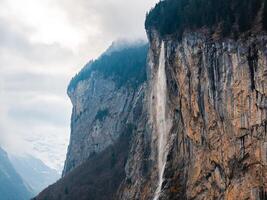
[145,0,264,38]
[36,123,135,200]
[68,44,148,91]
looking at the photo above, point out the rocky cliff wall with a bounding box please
[115,30,267,200]
[35,81,148,200]
[34,44,151,200]
[144,30,267,200]
[62,43,148,176]
[63,72,141,175]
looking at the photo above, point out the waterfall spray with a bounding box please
[153,41,169,200]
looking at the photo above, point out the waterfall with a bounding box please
[153,41,169,200]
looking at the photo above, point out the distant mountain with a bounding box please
[0,147,32,200]
[9,154,60,195]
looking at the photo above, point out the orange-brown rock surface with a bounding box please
[143,31,267,200]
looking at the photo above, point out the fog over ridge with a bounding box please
[0,0,158,172]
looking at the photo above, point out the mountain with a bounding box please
[35,0,267,199]
[9,155,60,195]
[143,0,267,199]
[0,147,33,200]
[63,42,148,175]
[34,42,149,200]
[144,21,267,200]
[145,0,265,38]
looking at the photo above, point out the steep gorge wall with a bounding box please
[63,72,142,175]
[145,30,267,200]
[62,43,148,175]
[34,44,152,200]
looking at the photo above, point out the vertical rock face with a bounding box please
[144,30,267,200]
[63,43,148,176]
[63,72,140,175]
[34,43,151,200]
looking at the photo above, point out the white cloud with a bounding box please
[0,0,158,172]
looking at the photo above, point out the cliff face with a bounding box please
[143,30,267,199]
[64,72,142,175]
[34,43,151,200]
[63,43,148,175]
[113,32,267,200]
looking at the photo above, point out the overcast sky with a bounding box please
[0,0,158,172]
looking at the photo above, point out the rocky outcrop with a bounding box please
[63,43,148,175]
[34,43,150,200]
[63,72,141,175]
[143,30,267,200]
[117,30,267,200]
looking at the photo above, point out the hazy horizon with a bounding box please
[0,0,158,172]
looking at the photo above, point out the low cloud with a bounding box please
[0,17,73,170]
[0,0,158,172]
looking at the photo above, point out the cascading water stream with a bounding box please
[153,41,169,200]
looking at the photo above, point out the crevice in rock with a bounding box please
[247,43,259,91]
